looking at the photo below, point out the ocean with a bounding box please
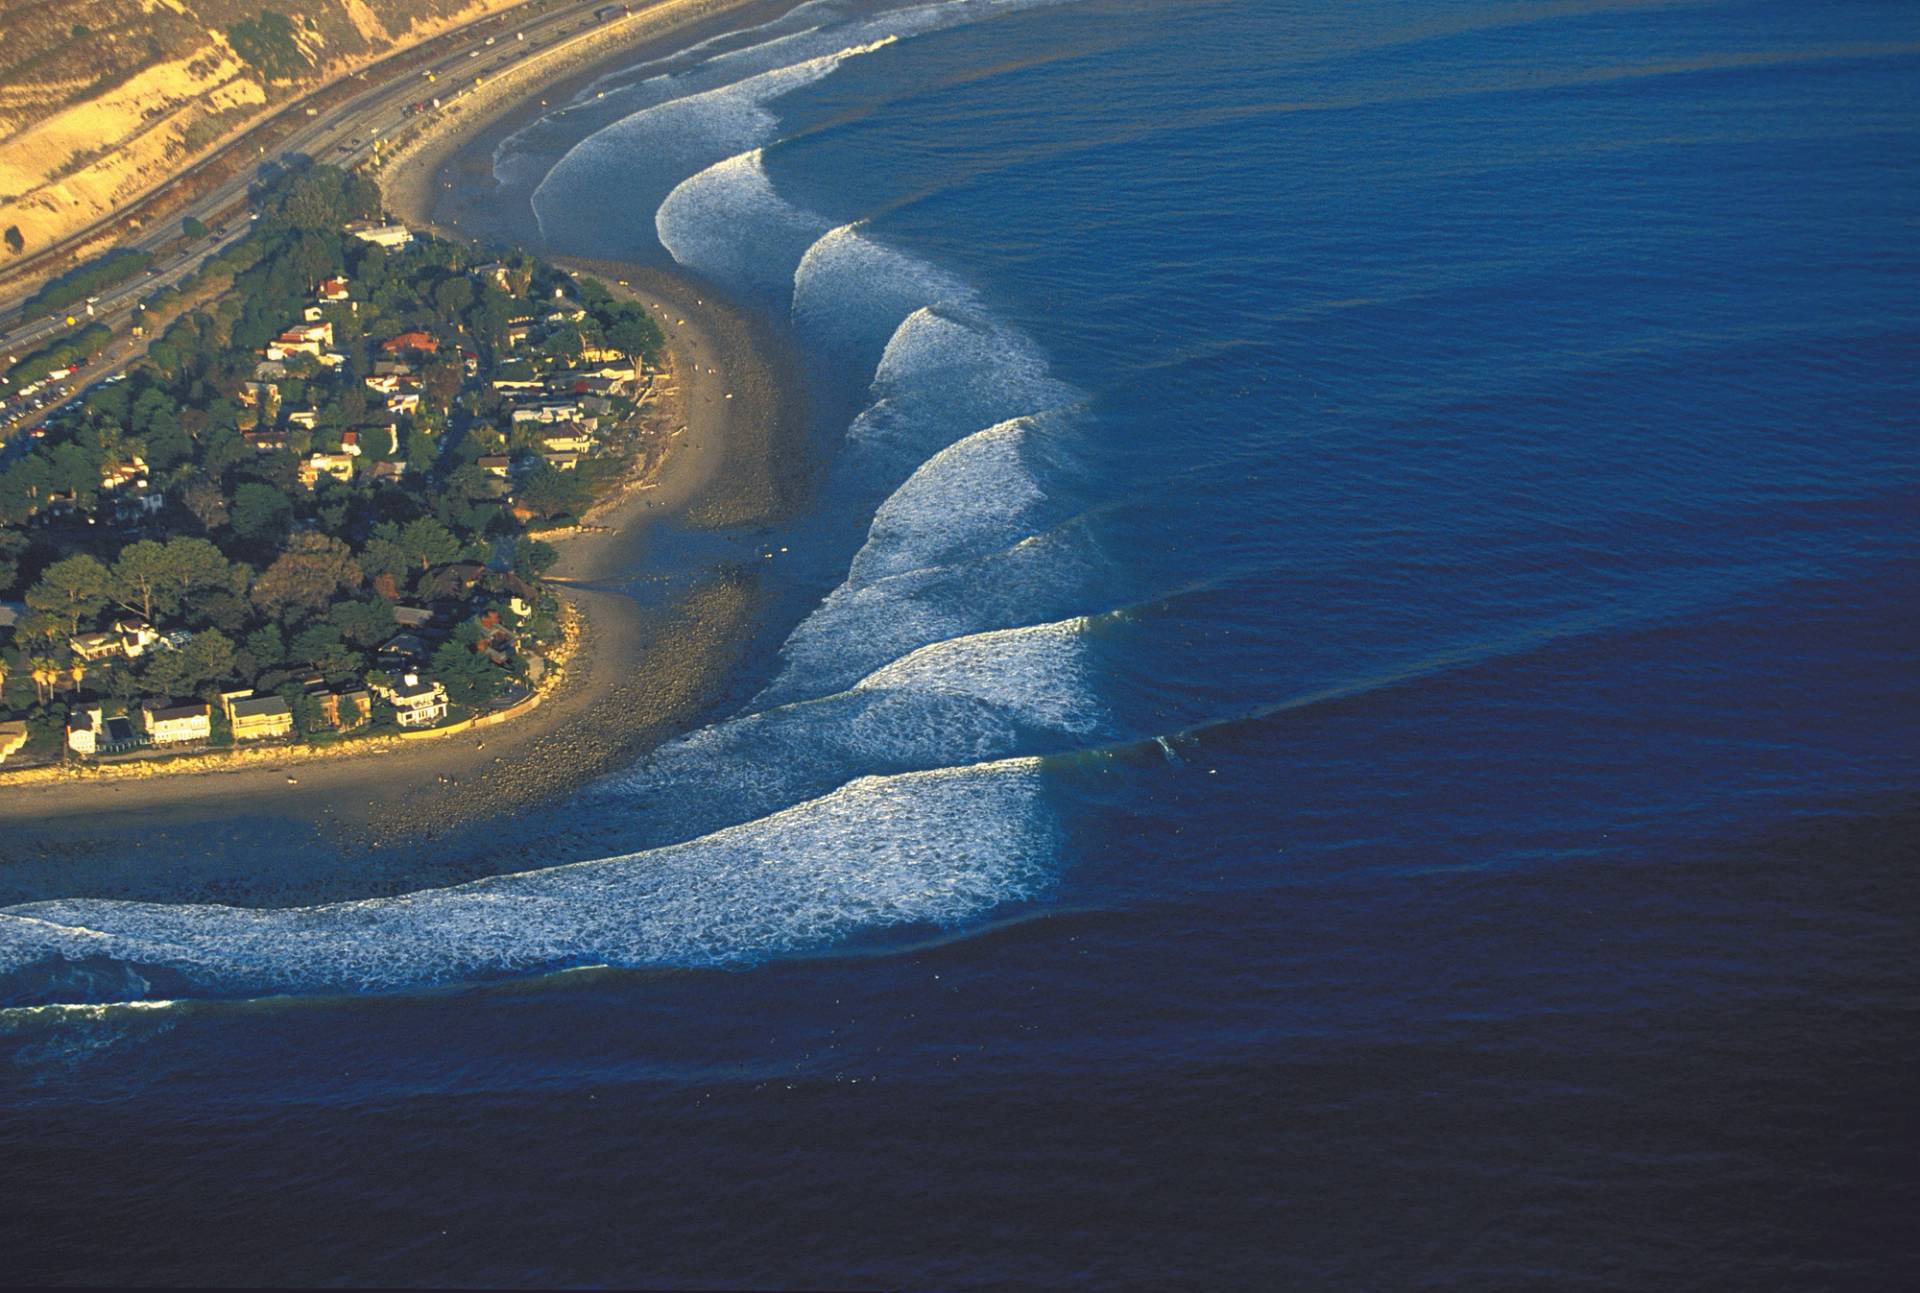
[3,0,1917,1285]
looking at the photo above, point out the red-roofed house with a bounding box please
[381,330,440,357]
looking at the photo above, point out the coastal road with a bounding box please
[0,0,653,435]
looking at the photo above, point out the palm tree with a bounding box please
[30,655,59,704]
[67,657,88,694]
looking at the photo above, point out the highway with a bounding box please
[0,0,642,435]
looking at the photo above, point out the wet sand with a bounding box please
[0,0,811,878]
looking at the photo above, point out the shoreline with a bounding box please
[0,0,809,865]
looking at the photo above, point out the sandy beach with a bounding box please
[0,0,809,875]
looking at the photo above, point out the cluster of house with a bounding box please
[15,450,164,528]
[64,676,408,756]
[247,275,440,490]
[70,617,192,663]
[490,311,650,474]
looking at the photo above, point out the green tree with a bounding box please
[177,475,231,532]
[511,536,558,579]
[330,598,395,648]
[606,311,663,364]
[245,623,286,669]
[431,636,501,706]
[514,462,590,520]
[111,537,232,623]
[26,554,112,634]
[433,276,473,321]
[398,517,460,573]
[422,357,464,412]
[0,530,28,596]
[230,482,293,545]
[142,629,236,697]
[405,426,438,469]
[250,533,362,622]
[357,530,412,589]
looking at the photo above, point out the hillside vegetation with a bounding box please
[0,0,525,263]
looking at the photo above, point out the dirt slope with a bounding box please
[0,0,526,258]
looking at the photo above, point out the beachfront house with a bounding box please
[539,426,596,454]
[99,456,148,491]
[264,321,334,362]
[472,262,515,292]
[372,672,449,729]
[112,619,161,658]
[142,702,212,745]
[363,371,416,394]
[317,689,371,731]
[511,400,582,425]
[224,692,294,742]
[0,720,28,765]
[67,705,102,755]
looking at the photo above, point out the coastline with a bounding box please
[0,0,808,866]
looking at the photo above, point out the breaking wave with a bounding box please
[656,148,835,298]
[759,520,1115,708]
[532,34,902,243]
[842,305,1079,481]
[792,223,978,362]
[847,410,1082,585]
[576,616,1110,853]
[0,761,1055,1004]
[526,0,1083,249]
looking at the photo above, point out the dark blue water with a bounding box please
[5,0,1917,1285]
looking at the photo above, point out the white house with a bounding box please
[142,702,211,745]
[345,220,413,248]
[67,705,103,755]
[373,672,449,729]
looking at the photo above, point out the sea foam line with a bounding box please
[0,760,1055,1003]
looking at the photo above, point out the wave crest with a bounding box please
[0,761,1054,1004]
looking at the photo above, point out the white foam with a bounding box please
[848,414,1053,585]
[792,224,978,358]
[528,0,1083,244]
[852,617,1105,733]
[533,34,902,239]
[0,761,1054,999]
[656,148,835,292]
[578,617,1106,853]
[837,305,1081,489]
[759,521,1113,708]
